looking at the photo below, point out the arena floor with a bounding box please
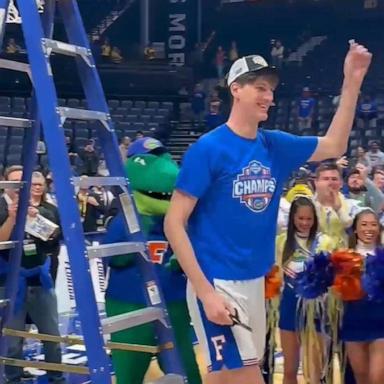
[20,312,341,383]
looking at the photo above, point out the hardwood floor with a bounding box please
[144,345,325,383]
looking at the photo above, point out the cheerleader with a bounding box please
[276,196,334,384]
[341,209,384,384]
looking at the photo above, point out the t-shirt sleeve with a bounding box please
[176,140,214,199]
[267,130,318,179]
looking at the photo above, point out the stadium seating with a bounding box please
[0,97,174,168]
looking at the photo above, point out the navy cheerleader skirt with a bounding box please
[279,279,323,332]
[279,284,299,331]
[341,298,384,342]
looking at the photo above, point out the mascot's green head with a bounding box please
[125,137,179,216]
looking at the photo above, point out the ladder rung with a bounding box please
[0,299,10,308]
[152,375,186,384]
[42,38,90,58]
[0,357,89,375]
[0,59,31,75]
[0,241,16,251]
[3,328,173,354]
[3,328,82,345]
[108,340,173,354]
[0,181,24,189]
[58,107,108,122]
[101,307,164,334]
[73,176,126,189]
[0,116,33,128]
[87,242,146,259]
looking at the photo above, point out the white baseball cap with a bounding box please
[227,55,279,86]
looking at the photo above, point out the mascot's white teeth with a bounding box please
[140,189,173,201]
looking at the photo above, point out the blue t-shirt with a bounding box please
[191,91,206,113]
[358,101,378,118]
[176,124,318,281]
[299,97,315,118]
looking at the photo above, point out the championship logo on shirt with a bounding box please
[232,161,276,212]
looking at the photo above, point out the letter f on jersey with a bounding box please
[211,335,226,361]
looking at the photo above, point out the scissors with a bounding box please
[229,308,253,332]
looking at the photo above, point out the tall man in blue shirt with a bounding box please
[164,43,372,384]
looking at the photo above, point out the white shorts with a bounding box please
[186,277,266,372]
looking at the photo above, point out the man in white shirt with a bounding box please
[366,140,384,168]
[270,40,284,68]
[314,163,360,247]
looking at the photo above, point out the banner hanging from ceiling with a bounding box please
[167,0,197,66]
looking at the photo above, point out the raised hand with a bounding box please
[329,189,342,211]
[27,206,39,218]
[8,199,18,221]
[336,155,349,169]
[356,163,368,182]
[344,42,372,85]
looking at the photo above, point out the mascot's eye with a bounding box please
[134,157,146,166]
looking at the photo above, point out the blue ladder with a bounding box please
[0,1,187,383]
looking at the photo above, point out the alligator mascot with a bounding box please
[104,137,201,384]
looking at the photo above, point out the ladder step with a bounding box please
[0,299,10,308]
[0,59,31,75]
[3,327,170,354]
[86,242,146,259]
[0,356,89,375]
[42,38,90,58]
[0,241,16,251]
[101,307,164,334]
[152,374,186,384]
[73,176,126,189]
[0,116,33,128]
[0,181,24,189]
[58,107,108,122]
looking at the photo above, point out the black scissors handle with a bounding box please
[229,308,253,332]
